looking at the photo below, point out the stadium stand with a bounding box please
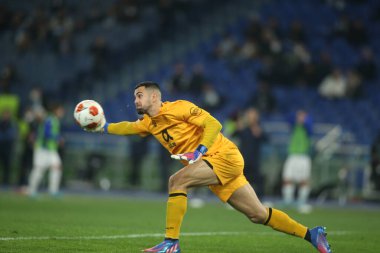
[0,0,379,198]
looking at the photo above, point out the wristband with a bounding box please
[196,144,208,155]
[104,122,109,133]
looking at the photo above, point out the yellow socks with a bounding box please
[264,207,308,238]
[164,193,307,240]
[165,191,188,239]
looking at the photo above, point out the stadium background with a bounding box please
[0,0,379,203]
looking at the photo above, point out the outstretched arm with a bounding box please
[106,121,148,136]
[86,116,149,136]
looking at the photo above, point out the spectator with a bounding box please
[200,82,223,113]
[0,109,18,186]
[346,19,369,47]
[28,7,50,50]
[265,16,283,40]
[0,64,18,93]
[214,32,238,60]
[345,69,362,99]
[330,14,350,40]
[293,43,311,65]
[129,136,149,187]
[245,15,263,41]
[222,111,240,140]
[370,131,380,191]
[0,4,11,32]
[258,26,282,57]
[49,7,74,39]
[158,144,175,193]
[90,36,110,80]
[188,64,206,94]
[56,31,75,55]
[356,47,377,82]
[102,5,118,28]
[292,43,312,86]
[168,63,188,94]
[117,0,140,24]
[256,55,277,84]
[318,68,347,99]
[289,20,307,43]
[247,80,276,114]
[282,110,313,213]
[238,38,259,61]
[0,90,20,121]
[87,4,105,24]
[29,87,46,115]
[298,62,319,87]
[235,108,268,198]
[14,30,32,54]
[268,46,304,85]
[315,51,333,85]
[17,106,41,190]
[17,88,45,190]
[326,0,346,11]
[158,0,176,37]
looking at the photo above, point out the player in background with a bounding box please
[282,110,313,213]
[28,103,65,197]
[87,82,332,253]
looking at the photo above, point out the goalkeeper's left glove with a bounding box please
[171,145,208,164]
[84,117,107,133]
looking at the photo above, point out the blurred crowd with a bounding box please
[0,0,223,55]
[213,11,377,101]
[0,0,229,97]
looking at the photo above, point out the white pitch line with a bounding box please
[0,231,351,241]
[0,232,242,241]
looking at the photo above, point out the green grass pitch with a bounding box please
[0,192,379,253]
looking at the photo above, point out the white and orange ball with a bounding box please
[73,100,105,130]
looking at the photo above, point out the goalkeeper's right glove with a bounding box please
[84,117,108,133]
[171,145,208,164]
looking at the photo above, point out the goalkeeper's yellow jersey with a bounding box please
[107,100,228,155]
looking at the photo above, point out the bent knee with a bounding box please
[168,175,176,189]
[247,208,268,224]
[168,174,187,191]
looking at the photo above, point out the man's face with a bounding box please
[134,86,152,115]
[56,107,65,119]
[296,110,307,123]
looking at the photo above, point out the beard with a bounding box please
[136,101,152,115]
[136,108,145,115]
[136,104,147,115]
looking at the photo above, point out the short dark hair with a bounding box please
[134,81,161,91]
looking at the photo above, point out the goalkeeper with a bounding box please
[88,81,332,253]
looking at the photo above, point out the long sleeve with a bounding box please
[108,121,149,136]
[198,114,222,149]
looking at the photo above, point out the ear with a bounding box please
[151,91,158,102]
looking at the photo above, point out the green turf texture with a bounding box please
[0,193,379,253]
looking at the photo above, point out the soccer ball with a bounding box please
[73,100,105,130]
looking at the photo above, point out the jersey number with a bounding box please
[161,129,176,148]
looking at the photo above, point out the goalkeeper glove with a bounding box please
[171,145,208,164]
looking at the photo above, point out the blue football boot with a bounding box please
[143,239,180,253]
[310,226,332,253]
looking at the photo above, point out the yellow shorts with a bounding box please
[203,141,248,202]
